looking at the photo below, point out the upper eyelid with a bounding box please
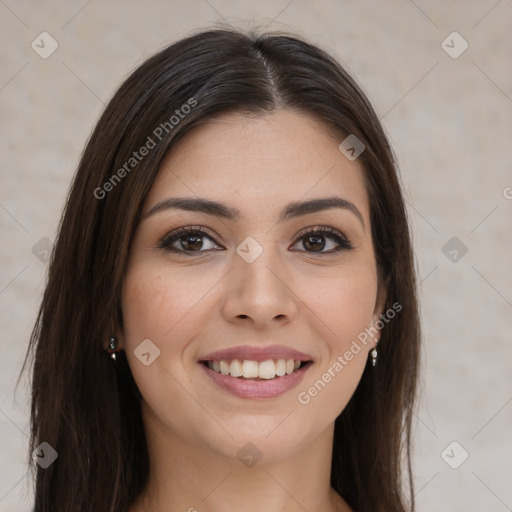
[162,224,348,239]
[294,225,347,238]
[160,225,351,249]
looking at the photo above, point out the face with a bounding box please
[119,109,385,461]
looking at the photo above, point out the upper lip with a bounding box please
[198,345,314,363]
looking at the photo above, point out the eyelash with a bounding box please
[158,225,353,255]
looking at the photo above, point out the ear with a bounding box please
[113,303,126,350]
[369,281,387,346]
[105,314,125,351]
[114,331,125,351]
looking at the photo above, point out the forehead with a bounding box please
[144,109,369,222]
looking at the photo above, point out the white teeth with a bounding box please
[229,359,243,377]
[275,359,286,376]
[205,358,307,379]
[242,360,259,378]
[219,360,230,375]
[258,360,276,379]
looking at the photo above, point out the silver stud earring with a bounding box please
[371,346,378,367]
[106,336,121,361]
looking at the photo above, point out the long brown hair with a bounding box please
[23,27,420,512]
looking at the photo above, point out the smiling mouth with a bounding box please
[201,359,313,380]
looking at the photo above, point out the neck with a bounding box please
[131,405,351,512]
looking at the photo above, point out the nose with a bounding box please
[221,246,298,329]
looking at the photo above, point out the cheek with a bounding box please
[120,262,212,429]
[304,261,378,350]
[327,281,376,345]
[294,262,377,419]
[120,260,224,403]
[121,261,214,347]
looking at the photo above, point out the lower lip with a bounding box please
[199,362,313,399]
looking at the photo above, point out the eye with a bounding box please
[158,225,353,256]
[158,226,223,254]
[290,226,353,254]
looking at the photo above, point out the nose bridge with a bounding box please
[235,233,285,294]
[223,232,296,324]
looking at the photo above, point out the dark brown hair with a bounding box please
[23,27,420,512]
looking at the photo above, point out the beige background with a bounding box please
[1,1,511,511]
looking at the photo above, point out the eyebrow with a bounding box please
[144,196,365,229]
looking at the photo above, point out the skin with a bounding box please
[119,109,385,512]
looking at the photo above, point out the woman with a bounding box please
[24,27,420,511]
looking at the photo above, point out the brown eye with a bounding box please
[303,234,327,252]
[158,225,352,256]
[291,227,352,254]
[159,227,223,254]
